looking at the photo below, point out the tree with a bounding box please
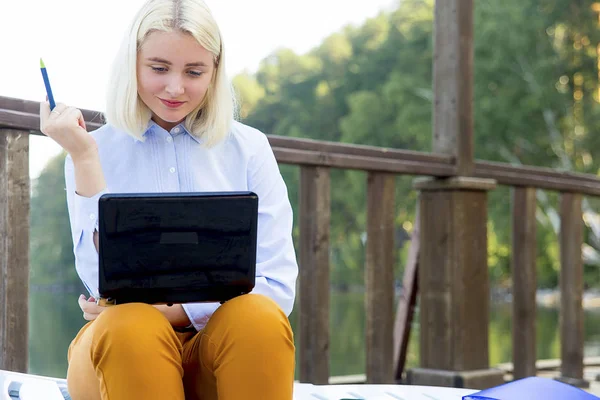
[30,151,84,290]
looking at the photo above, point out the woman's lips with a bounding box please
[160,98,185,108]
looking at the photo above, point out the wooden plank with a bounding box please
[273,148,455,176]
[0,96,104,126]
[559,192,584,381]
[511,187,537,379]
[0,129,30,372]
[365,172,396,383]
[0,109,43,132]
[299,166,331,384]
[268,135,454,164]
[496,356,600,373]
[474,162,600,197]
[6,121,600,194]
[333,355,600,384]
[476,160,600,185]
[433,0,474,175]
[0,109,104,133]
[393,207,420,381]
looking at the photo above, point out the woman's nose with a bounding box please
[165,76,184,97]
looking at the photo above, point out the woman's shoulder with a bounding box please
[226,120,270,154]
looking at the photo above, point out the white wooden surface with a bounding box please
[1,369,478,400]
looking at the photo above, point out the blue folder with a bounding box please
[463,377,599,400]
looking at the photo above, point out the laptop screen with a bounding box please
[97,192,258,305]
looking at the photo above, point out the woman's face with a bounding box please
[137,30,215,131]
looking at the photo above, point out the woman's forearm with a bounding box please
[73,152,106,254]
[72,151,106,197]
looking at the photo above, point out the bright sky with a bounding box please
[1,0,396,179]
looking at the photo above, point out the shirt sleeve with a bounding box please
[64,154,108,297]
[182,134,299,330]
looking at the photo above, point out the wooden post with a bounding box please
[408,178,502,389]
[365,172,395,383]
[432,0,474,176]
[557,192,587,387]
[407,0,503,389]
[0,129,29,372]
[299,166,330,384]
[511,187,537,379]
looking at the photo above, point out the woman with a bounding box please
[39,0,298,399]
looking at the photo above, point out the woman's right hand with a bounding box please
[78,294,107,321]
[39,101,98,162]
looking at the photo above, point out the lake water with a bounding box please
[27,289,600,379]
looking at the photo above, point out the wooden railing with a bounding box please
[2,0,599,389]
[1,94,599,386]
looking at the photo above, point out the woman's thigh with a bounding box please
[66,322,102,400]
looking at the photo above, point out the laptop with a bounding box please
[97,191,258,305]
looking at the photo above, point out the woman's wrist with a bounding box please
[71,146,100,166]
[72,148,107,198]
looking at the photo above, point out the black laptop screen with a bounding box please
[97,192,258,304]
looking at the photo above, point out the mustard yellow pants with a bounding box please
[66,294,295,400]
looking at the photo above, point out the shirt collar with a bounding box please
[143,120,202,144]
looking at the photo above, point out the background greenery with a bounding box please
[28,0,600,378]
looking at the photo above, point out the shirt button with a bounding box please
[169,167,176,173]
[166,136,173,143]
[172,127,181,134]
[89,213,96,220]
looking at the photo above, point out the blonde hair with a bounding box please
[104,0,237,146]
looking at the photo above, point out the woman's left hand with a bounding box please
[78,294,107,321]
[153,304,192,327]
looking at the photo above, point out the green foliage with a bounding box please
[29,150,87,377]
[235,0,600,289]
[30,151,82,287]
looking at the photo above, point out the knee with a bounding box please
[213,294,294,343]
[93,303,175,350]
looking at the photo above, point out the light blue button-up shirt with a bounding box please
[64,120,298,330]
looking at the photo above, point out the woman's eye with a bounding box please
[188,70,203,77]
[151,66,167,73]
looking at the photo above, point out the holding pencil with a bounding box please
[39,58,56,110]
[38,60,94,158]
